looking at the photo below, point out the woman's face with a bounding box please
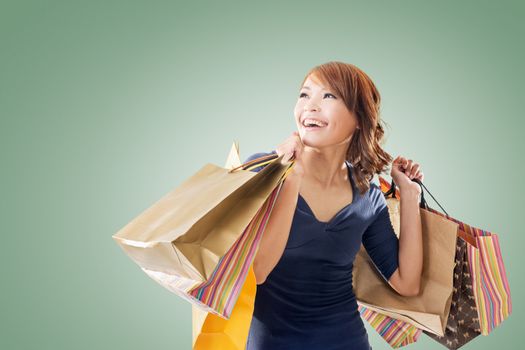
[294,76,358,149]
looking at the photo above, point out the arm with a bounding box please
[253,173,301,284]
[242,150,302,285]
[388,187,423,296]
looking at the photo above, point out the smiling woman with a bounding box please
[243,61,424,350]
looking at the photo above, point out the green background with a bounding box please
[1,1,522,349]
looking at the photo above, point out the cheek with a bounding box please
[293,104,302,121]
[330,116,357,137]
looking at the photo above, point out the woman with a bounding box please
[244,61,424,350]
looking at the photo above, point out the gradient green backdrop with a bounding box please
[1,1,523,349]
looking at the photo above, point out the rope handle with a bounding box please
[228,151,297,173]
[384,177,449,217]
[228,151,296,183]
[228,152,280,173]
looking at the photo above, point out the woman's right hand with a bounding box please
[275,131,305,180]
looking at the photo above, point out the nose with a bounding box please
[304,103,320,112]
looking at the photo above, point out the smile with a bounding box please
[302,118,328,131]
[302,124,327,132]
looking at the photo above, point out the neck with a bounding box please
[301,145,349,190]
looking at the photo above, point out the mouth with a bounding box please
[301,117,328,131]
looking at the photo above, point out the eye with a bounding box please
[299,92,336,99]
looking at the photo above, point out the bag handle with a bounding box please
[384,178,450,217]
[228,152,281,173]
[384,178,479,246]
[383,178,426,209]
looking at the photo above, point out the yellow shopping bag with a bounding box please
[193,264,257,349]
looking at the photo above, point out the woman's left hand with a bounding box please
[390,155,424,194]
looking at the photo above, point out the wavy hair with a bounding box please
[300,61,393,195]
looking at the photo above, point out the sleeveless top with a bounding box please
[244,151,399,350]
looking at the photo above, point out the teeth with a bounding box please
[303,118,327,127]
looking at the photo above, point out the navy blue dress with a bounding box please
[244,151,400,350]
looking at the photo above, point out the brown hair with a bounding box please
[300,61,392,195]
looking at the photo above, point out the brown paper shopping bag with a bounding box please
[113,143,288,288]
[353,178,459,337]
[192,141,245,347]
[191,142,287,349]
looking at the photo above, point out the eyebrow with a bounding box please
[301,86,329,91]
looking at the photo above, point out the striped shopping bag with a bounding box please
[358,304,423,348]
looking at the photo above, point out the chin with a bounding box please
[300,135,329,148]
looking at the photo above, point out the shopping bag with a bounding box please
[361,176,511,349]
[359,177,473,348]
[192,141,245,346]
[113,145,287,284]
[423,237,482,349]
[147,178,284,318]
[467,233,512,334]
[113,142,290,318]
[358,224,479,349]
[193,265,258,349]
[421,203,512,347]
[358,304,423,348]
[353,177,459,337]
[192,143,289,349]
[357,177,424,348]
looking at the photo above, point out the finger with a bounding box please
[394,156,406,167]
[410,171,420,180]
[396,155,406,163]
[409,164,420,178]
[404,159,413,174]
[295,145,303,158]
[403,158,410,168]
